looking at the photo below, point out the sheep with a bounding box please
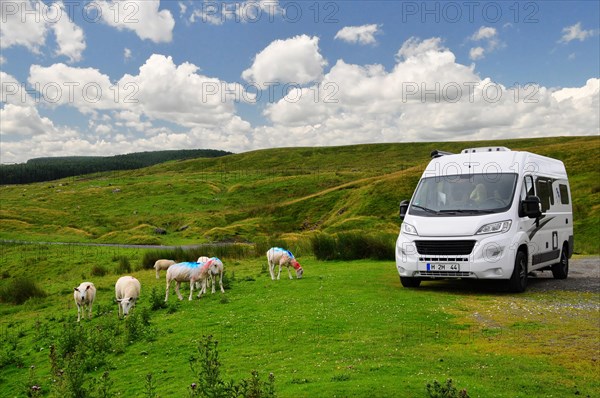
[266,247,303,280]
[73,282,96,322]
[165,261,210,301]
[198,257,225,296]
[153,259,176,279]
[197,256,210,263]
[115,276,141,318]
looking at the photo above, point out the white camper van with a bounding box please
[395,147,573,292]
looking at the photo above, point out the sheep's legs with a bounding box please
[175,282,183,300]
[88,303,93,319]
[188,279,194,301]
[277,264,282,280]
[165,279,171,302]
[77,305,82,322]
[218,273,224,293]
[268,260,275,280]
[287,265,293,280]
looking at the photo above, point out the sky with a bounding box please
[1,0,599,163]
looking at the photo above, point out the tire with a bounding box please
[551,245,569,279]
[400,276,421,288]
[507,250,528,293]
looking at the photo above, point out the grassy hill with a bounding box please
[0,136,598,254]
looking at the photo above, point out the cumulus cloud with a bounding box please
[96,0,175,43]
[559,22,599,43]
[242,35,327,85]
[468,26,502,60]
[0,0,86,63]
[334,24,381,45]
[258,37,599,149]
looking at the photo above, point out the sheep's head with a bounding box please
[74,285,90,301]
[117,297,137,316]
[292,260,303,279]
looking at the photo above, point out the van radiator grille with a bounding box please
[415,240,476,255]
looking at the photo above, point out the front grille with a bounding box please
[417,271,473,278]
[415,240,476,255]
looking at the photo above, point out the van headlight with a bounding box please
[475,220,512,235]
[401,222,418,235]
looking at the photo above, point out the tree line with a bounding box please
[0,149,231,185]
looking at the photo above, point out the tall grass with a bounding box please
[311,232,395,261]
[0,277,47,304]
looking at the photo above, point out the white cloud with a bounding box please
[469,47,485,60]
[471,26,497,41]
[96,0,175,43]
[259,37,599,149]
[0,0,85,62]
[334,24,381,45]
[0,0,47,52]
[49,1,86,63]
[124,48,132,61]
[468,26,502,60]
[242,35,327,85]
[559,22,599,43]
[0,56,5,65]
[189,0,281,25]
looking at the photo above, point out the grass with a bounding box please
[0,243,598,397]
[1,136,598,254]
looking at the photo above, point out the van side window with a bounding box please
[559,184,570,205]
[535,177,552,212]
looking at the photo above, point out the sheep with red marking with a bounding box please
[267,247,303,280]
[198,257,225,296]
[73,282,96,322]
[115,276,141,318]
[153,259,176,279]
[165,261,210,301]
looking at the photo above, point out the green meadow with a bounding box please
[0,244,598,397]
[0,136,599,397]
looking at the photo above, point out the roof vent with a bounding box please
[461,146,510,154]
[430,150,454,158]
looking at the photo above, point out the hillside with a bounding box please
[0,149,231,185]
[0,136,598,254]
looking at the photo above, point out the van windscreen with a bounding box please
[409,173,518,216]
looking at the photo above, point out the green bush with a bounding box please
[0,277,47,305]
[90,264,108,277]
[114,256,131,274]
[426,379,470,398]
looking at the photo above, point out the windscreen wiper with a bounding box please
[411,205,440,214]
[439,209,496,214]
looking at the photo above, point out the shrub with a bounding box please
[426,379,470,398]
[0,277,47,305]
[114,256,131,274]
[149,287,167,311]
[90,264,108,277]
[311,233,338,260]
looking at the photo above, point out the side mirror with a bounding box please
[520,195,542,219]
[399,200,409,220]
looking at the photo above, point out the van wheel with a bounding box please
[508,251,528,293]
[551,245,569,279]
[400,277,421,288]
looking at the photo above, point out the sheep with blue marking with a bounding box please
[165,261,210,301]
[267,247,303,280]
[74,282,96,322]
[115,276,141,318]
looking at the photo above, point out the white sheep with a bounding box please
[165,262,210,301]
[198,257,225,296]
[73,282,96,322]
[153,259,176,279]
[115,276,141,318]
[267,247,303,280]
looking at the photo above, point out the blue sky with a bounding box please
[1,0,599,163]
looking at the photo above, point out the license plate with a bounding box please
[426,263,460,271]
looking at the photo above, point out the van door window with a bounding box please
[523,175,534,199]
[535,177,552,212]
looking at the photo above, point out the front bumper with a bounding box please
[395,233,516,280]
